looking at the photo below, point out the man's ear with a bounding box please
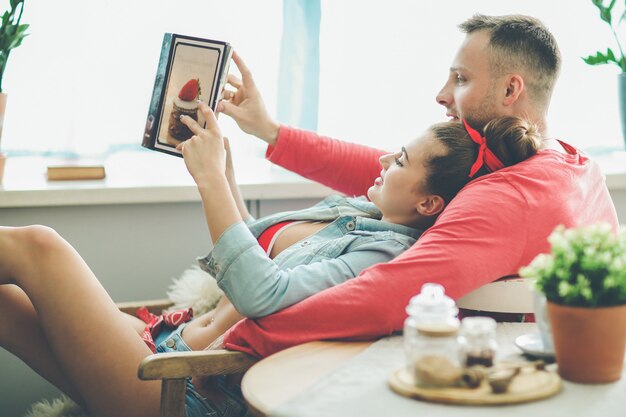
[416,195,445,217]
[503,74,524,106]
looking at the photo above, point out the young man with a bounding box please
[215,14,618,357]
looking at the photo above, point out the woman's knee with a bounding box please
[16,225,65,253]
[1,225,66,270]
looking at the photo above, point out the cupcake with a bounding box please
[168,78,201,143]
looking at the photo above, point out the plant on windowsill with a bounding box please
[519,223,626,383]
[0,0,28,181]
[582,0,626,147]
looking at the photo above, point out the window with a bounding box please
[318,1,623,152]
[3,0,282,158]
[3,1,622,160]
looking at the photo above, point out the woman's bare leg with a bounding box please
[0,226,160,417]
[0,284,147,405]
[0,284,84,403]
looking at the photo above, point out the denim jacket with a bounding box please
[198,195,422,317]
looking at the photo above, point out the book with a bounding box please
[142,33,232,157]
[47,161,106,181]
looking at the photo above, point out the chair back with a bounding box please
[457,276,535,314]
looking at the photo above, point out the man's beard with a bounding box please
[463,87,498,132]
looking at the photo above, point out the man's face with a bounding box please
[436,31,506,126]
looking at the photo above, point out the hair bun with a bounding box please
[483,116,541,165]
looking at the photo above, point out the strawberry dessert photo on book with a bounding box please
[142,33,232,157]
[167,78,201,144]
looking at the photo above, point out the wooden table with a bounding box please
[240,324,626,417]
[241,340,372,416]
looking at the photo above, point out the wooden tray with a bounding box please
[388,366,561,405]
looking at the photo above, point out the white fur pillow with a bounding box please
[165,264,223,315]
[24,396,87,417]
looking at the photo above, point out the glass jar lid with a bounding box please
[406,283,459,334]
[460,316,497,336]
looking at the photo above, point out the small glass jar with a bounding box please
[404,283,461,387]
[458,316,498,367]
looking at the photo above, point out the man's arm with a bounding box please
[266,126,386,197]
[217,52,385,197]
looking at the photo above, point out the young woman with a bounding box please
[0,102,541,417]
[171,102,545,355]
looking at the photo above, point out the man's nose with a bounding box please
[436,85,451,107]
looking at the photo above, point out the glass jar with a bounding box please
[404,283,462,387]
[458,316,498,367]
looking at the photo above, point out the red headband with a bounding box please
[463,119,505,177]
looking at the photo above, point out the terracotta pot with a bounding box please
[0,93,7,183]
[0,92,6,147]
[548,302,626,383]
[617,72,626,148]
[0,153,5,183]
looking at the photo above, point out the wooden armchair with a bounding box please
[457,276,535,314]
[114,279,534,417]
[117,299,259,417]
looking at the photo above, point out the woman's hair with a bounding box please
[423,116,542,204]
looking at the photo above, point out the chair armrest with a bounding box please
[138,349,258,380]
[117,298,174,316]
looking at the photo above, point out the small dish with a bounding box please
[514,333,555,360]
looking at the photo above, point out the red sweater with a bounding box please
[223,126,619,358]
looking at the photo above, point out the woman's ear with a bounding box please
[415,195,445,217]
[503,74,524,106]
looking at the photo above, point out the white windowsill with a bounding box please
[2,150,626,209]
[0,152,336,208]
[589,151,626,191]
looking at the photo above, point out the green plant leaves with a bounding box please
[0,0,27,92]
[592,0,617,23]
[584,0,626,72]
[583,48,620,65]
[520,224,626,307]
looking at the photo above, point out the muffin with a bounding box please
[168,78,201,143]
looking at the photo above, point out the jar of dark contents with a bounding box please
[458,316,498,367]
[404,283,462,387]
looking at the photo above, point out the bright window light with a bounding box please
[318,1,623,153]
[2,1,622,160]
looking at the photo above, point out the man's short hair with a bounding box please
[459,14,561,109]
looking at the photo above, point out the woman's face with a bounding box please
[367,130,446,228]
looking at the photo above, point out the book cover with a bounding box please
[142,33,232,157]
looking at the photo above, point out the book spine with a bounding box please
[214,44,233,111]
[142,33,173,151]
[47,166,106,181]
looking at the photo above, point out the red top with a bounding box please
[222,126,619,358]
[256,221,295,253]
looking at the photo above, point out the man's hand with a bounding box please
[218,51,280,146]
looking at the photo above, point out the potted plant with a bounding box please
[0,0,28,181]
[582,0,626,147]
[519,223,626,383]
